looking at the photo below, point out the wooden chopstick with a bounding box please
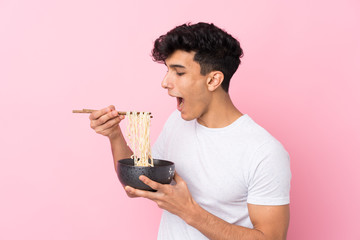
[72,109,152,117]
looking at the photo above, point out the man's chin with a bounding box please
[179,111,195,121]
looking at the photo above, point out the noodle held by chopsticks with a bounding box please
[126,111,153,167]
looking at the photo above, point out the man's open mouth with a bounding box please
[177,97,184,110]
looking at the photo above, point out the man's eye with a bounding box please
[176,72,185,76]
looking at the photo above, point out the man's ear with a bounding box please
[207,71,224,92]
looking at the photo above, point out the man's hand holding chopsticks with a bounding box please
[89,105,124,139]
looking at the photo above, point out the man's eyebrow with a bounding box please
[169,64,186,69]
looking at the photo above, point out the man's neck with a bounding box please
[197,91,243,128]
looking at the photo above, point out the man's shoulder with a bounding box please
[231,115,272,140]
[233,115,287,153]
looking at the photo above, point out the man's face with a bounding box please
[162,50,211,121]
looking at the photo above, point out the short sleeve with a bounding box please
[247,140,291,205]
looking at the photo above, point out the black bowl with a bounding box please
[116,158,175,191]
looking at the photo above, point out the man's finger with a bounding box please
[100,116,121,131]
[92,110,119,129]
[125,186,156,199]
[173,171,184,183]
[124,186,139,198]
[139,175,162,191]
[89,107,111,120]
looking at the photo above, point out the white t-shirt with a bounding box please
[152,111,291,240]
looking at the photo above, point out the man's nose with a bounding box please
[161,73,173,89]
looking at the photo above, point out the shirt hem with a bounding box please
[247,197,290,205]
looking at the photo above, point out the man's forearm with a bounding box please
[108,129,133,171]
[186,203,265,240]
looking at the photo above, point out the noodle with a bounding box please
[126,111,153,167]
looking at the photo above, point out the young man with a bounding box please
[89,22,291,240]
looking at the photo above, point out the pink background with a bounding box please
[1,0,359,239]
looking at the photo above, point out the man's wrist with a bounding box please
[183,201,205,227]
[108,126,122,141]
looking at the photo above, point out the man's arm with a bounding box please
[187,203,289,240]
[107,127,133,171]
[125,173,290,240]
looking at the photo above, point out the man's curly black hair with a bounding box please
[151,22,244,92]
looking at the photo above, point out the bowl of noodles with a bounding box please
[116,111,175,191]
[116,158,175,191]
